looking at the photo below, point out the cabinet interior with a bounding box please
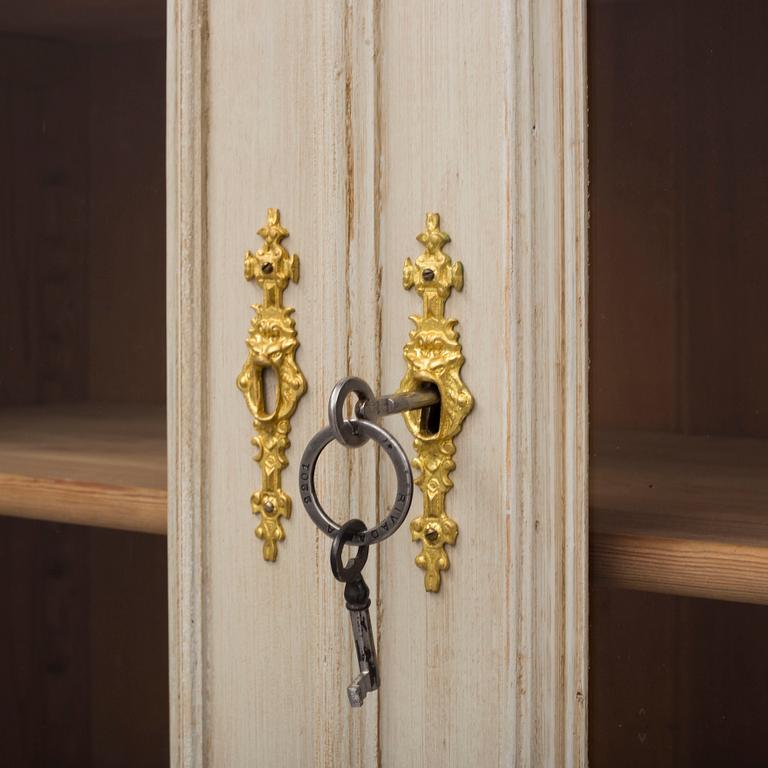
[589,0,768,765]
[0,1,168,764]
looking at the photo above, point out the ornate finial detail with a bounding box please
[237,209,306,561]
[400,213,473,592]
[416,212,450,252]
[244,208,300,305]
[403,213,464,319]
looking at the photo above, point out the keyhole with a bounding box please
[261,366,278,417]
[418,382,441,436]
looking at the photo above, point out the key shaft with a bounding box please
[356,389,439,420]
[344,576,379,707]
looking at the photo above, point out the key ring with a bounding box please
[327,376,440,449]
[299,420,413,546]
[330,519,369,582]
[327,376,375,447]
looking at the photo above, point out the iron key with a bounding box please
[344,575,379,707]
[331,518,380,707]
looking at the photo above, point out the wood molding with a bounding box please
[167,0,208,765]
[506,1,589,762]
[166,0,588,764]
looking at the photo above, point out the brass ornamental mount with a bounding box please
[237,208,307,561]
[399,213,474,592]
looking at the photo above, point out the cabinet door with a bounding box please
[167,1,588,766]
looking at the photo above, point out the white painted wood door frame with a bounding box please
[167,1,588,765]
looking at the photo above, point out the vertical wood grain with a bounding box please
[167,0,207,764]
[170,1,382,765]
[169,0,588,764]
[342,3,381,764]
[377,1,587,765]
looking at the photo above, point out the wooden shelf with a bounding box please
[5,411,767,596]
[591,430,768,604]
[0,404,166,534]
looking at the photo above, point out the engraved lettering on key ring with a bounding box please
[299,420,413,546]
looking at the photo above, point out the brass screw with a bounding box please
[425,527,440,544]
[422,268,435,282]
[263,501,275,514]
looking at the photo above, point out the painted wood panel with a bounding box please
[168,1,587,765]
[203,0,381,764]
[376,1,587,765]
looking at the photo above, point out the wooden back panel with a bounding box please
[589,1,768,765]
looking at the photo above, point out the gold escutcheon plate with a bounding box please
[399,213,473,592]
[237,208,307,561]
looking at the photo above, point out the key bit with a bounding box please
[348,672,374,708]
[344,576,379,707]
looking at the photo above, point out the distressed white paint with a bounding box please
[168,0,588,765]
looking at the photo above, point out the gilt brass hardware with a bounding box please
[237,208,307,561]
[399,213,473,592]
